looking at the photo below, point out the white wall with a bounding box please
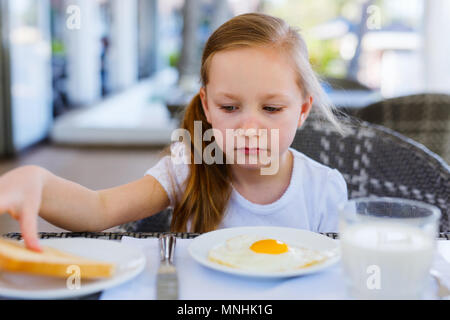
[422,0,450,93]
[107,0,139,92]
[64,0,103,106]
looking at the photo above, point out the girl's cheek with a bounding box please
[211,127,233,157]
[269,130,289,152]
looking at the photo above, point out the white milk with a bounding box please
[340,222,435,299]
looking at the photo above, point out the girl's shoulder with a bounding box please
[289,147,346,191]
[289,147,336,174]
[145,142,191,208]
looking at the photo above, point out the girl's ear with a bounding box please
[199,87,211,124]
[297,95,313,128]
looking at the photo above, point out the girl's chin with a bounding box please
[226,155,274,168]
[232,164,269,172]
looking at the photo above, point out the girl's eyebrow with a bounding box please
[215,92,291,100]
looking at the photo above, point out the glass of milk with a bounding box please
[339,197,440,300]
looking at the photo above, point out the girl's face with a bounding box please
[200,46,312,172]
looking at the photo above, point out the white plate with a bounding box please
[0,238,146,299]
[188,226,340,278]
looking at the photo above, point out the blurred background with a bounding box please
[0,0,449,233]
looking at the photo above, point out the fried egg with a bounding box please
[208,234,335,272]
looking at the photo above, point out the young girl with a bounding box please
[0,13,348,252]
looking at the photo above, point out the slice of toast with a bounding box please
[0,238,115,279]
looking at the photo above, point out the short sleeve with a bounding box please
[145,142,190,209]
[316,169,348,233]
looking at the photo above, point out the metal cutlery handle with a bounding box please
[159,234,176,264]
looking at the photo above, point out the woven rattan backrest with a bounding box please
[292,114,449,232]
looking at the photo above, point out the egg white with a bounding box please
[208,234,333,272]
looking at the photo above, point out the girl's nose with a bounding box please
[240,109,263,132]
[238,122,262,139]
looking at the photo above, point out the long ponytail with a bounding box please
[170,94,232,232]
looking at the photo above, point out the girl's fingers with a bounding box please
[19,210,42,252]
[0,199,10,216]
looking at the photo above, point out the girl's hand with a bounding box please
[0,166,44,252]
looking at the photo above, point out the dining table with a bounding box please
[1,231,450,300]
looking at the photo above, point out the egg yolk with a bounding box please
[250,239,289,254]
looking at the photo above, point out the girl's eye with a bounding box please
[220,106,282,113]
[264,106,282,112]
[220,106,236,112]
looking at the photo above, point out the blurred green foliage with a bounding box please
[168,51,180,68]
[51,39,65,56]
[263,0,360,79]
[308,39,345,77]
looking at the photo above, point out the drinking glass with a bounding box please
[339,197,440,300]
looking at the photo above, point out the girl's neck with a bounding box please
[230,149,293,192]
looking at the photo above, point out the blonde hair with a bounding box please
[164,13,347,232]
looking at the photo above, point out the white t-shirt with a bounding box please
[145,142,348,233]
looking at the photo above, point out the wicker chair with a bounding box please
[292,113,449,232]
[325,76,372,91]
[119,208,173,233]
[350,93,450,164]
[120,113,449,234]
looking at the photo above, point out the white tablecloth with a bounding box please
[100,237,450,300]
